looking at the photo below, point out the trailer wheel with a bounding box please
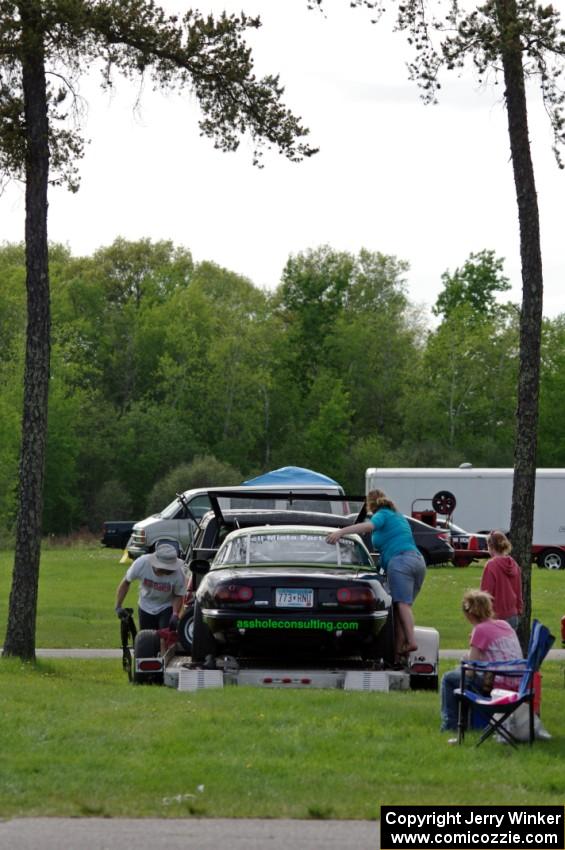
[431,490,456,515]
[191,602,217,663]
[537,548,564,570]
[177,605,195,653]
[133,629,162,685]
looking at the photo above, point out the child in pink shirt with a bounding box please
[440,589,523,733]
[480,530,523,629]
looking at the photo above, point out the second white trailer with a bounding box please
[365,467,565,569]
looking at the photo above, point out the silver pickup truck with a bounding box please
[127,484,349,560]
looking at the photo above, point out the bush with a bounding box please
[145,455,242,514]
[90,480,134,531]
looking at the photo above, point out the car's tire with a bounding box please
[177,605,195,653]
[452,554,472,567]
[133,629,162,685]
[370,610,395,666]
[191,602,217,663]
[537,548,564,570]
[431,490,457,515]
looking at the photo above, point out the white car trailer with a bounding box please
[131,625,440,692]
[366,466,565,569]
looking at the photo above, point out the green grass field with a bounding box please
[0,546,562,648]
[0,657,564,818]
[1,546,564,818]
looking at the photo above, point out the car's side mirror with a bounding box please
[189,558,211,591]
[190,558,210,576]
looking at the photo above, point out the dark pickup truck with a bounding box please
[101,521,135,550]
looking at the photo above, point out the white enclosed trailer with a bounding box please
[366,467,565,569]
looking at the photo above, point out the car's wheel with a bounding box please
[191,602,217,663]
[537,548,564,570]
[177,605,195,653]
[133,629,162,685]
[431,490,457,515]
[452,554,472,567]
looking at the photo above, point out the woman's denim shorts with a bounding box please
[386,550,426,604]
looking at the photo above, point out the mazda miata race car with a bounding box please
[190,525,392,663]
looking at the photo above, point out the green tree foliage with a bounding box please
[273,246,423,463]
[538,316,565,466]
[433,250,512,321]
[328,250,422,442]
[277,246,354,386]
[4,237,564,549]
[403,252,519,464]
[145,455,242,515]
[404,305,519,463]
[291,371,353,484]
[0,245,25,541]
[90,480,133,533]
[4,235,565,569]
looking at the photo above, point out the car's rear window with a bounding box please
[213,532,373,568]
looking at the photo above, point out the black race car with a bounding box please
[190,525,392,664]
[176,494,453,656]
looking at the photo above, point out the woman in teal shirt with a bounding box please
[327,489,426,662]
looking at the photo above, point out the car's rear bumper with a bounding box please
[203,608,388,639]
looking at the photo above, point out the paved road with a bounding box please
[0,817,380,850]
[30,648,565,659]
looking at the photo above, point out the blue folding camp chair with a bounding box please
[456,619,554,748]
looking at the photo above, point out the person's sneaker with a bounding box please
[447,737,459,745]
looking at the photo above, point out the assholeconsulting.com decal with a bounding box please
[380,806,564,849]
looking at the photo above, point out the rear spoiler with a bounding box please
[206,489,367,526]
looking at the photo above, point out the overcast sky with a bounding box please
[2,0,564,320]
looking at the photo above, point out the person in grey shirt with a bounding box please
[115,542,186,630]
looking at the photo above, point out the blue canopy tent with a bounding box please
[241,466,341,488]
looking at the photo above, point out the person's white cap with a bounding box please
[149,543,179,571]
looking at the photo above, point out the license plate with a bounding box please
[275,588,313,608]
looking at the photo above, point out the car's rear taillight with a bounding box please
[137,659,163,672]
[410,662,435,674]
[216,584,254,602]
[468,535,480,550]
[336,587,376,607]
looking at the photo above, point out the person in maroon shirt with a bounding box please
[480,530,523,630]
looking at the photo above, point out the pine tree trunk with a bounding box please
[2,3,50,660]
[496,0,543,652]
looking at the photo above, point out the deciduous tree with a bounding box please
[433,250,512,322]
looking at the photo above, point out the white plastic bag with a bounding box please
[495,704,552,742]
